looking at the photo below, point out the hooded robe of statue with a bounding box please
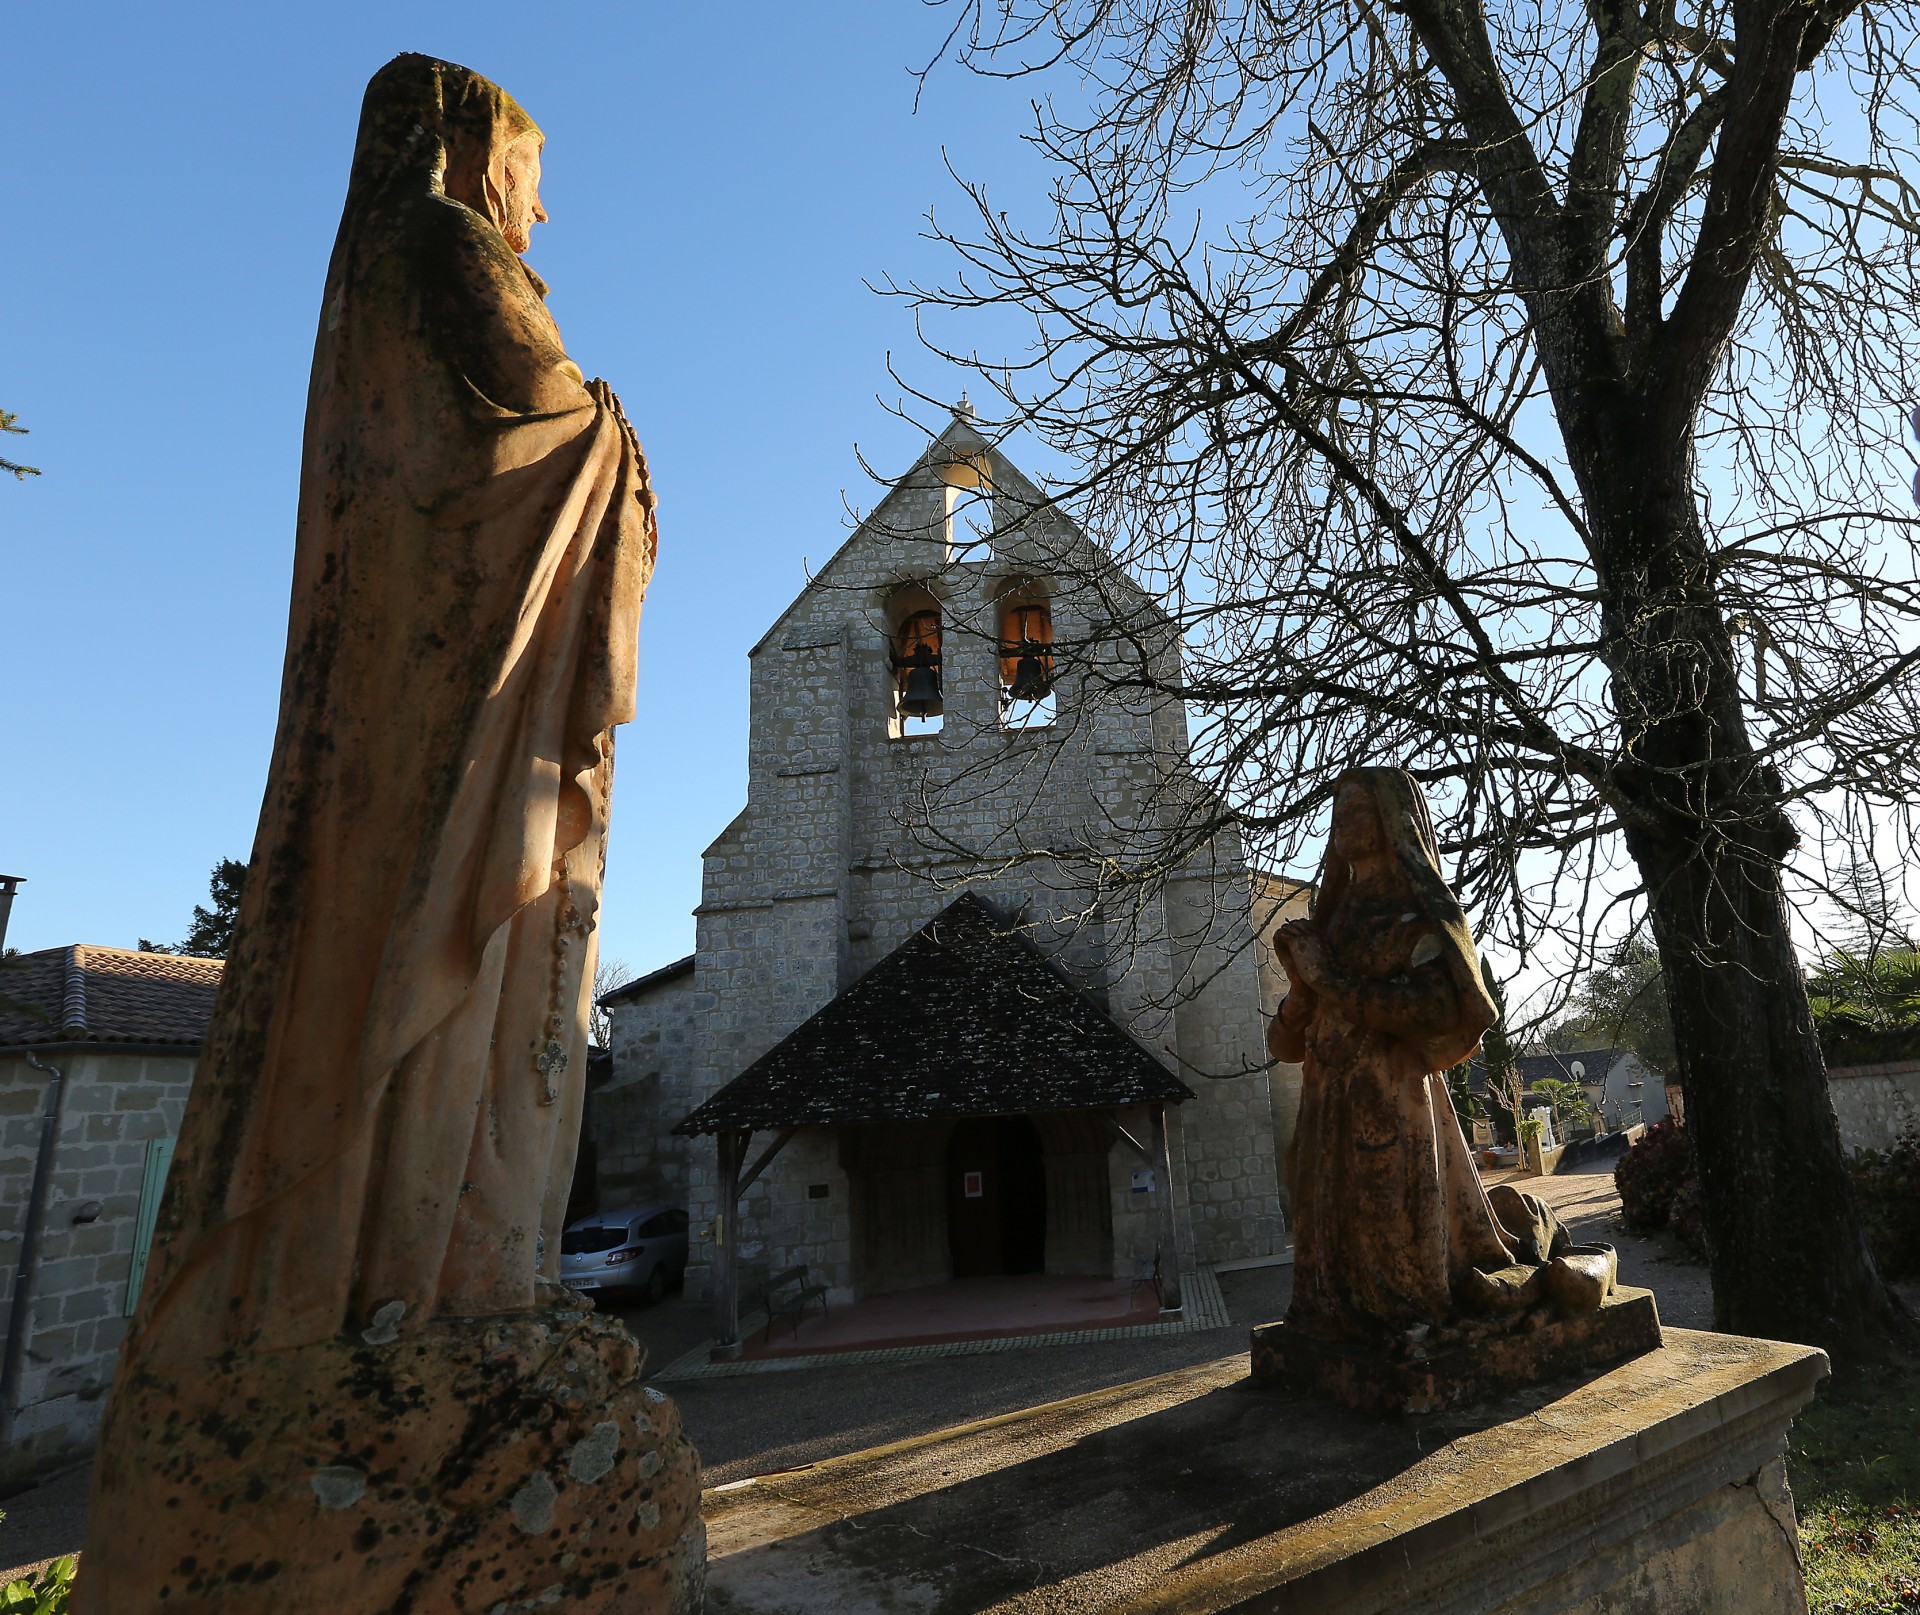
[1272,768,1517,1341]
[125,54,656,1368]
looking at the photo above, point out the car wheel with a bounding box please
[644,1265,668,1306]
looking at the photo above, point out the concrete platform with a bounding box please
[702,1327,1827,1613]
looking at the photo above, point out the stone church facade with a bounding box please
[593,408,1303,1310]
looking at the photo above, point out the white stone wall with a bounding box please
[614,426,1288,1305]
[1829,1061,1920,1153]
[0,1049,194,1483]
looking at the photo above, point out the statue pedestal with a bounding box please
[702,1328,1826,1614]
[77,1310,704,1614]
[1249,1287,1665,1414]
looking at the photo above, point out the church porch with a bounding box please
[675,897,1197,1361]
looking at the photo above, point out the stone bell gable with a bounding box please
[596,407,1291,1308]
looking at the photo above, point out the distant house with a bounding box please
[0,945,218,1483]
[1468,1046,1670,1137]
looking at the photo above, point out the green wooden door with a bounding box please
[124,1135,174,1315]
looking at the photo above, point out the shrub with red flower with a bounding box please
[1614,1120,1707,1260]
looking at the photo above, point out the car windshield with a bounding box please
[561,1226,628,1255]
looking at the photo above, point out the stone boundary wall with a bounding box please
[0,1049,194,1483]
[592,971,701,1211]
[1828,1060,1920,1154]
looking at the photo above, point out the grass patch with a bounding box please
[1791,1357,1920,1613]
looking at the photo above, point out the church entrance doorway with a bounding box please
[946,1115,1047,1277]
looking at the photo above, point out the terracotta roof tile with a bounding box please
[0,945,222,1051]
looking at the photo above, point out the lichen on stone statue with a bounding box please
[76,53,701,1613]
[1253,767,1660,1413]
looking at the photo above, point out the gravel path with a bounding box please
[1500,1155,1717,1330]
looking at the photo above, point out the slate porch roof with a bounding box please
[675,895,1193,1135]
[0,945,223,1053]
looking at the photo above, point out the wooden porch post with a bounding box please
[1149,1101,1183,1313]
[711,1128,747,1362]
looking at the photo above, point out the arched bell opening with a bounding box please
[936,441,995,561]
[885,585,945,739]
[995,583,1056,730]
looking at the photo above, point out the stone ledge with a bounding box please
[702,1328,1827,1614]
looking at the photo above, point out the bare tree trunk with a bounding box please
[1591,444,1907,1354]
[1632,820,1899,1350]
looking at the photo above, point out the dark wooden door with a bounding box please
[946,1116,1047,1277]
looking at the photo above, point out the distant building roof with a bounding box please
[0,945,222,1054]
[1520,1048,1625,1086]
[599,954,695,1008]
[1468,1047,1656,1090]
[1249,869,1312,897]
[676,895,1193,1135]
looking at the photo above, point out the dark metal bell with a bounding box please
[900,657,943,715]
[1009,648,1052,702]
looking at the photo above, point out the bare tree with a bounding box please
[590,958,633,1050]
[901,0,1920,1353]
[1479,961,1531,1151]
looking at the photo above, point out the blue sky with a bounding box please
[2,1,1053,975]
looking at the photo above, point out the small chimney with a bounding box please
[0,875,22,954]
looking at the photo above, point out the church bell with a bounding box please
[1008,645,1052,702]
[899,648,943,716]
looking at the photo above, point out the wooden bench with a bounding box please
[1130,1249,1163,1307]
[761,1263,830,1342]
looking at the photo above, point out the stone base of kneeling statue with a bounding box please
[1253,769,1662,1416]
[1254,1182,1663,1414]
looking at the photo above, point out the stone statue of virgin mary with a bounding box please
[1269,767,1516,1341]
[81,57,703,1615]
[128,52,656,1364]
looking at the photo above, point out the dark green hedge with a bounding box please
[1615,1119,1920,1278]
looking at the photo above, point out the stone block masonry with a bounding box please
[1828,1060,1920,1154]
[0,1050,194,1484]
[598,414,1294,1311]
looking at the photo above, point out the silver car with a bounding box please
[559,1205,690,1304]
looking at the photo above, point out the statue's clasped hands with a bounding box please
[1277,919,1330,990]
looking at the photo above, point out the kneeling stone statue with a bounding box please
[1253,768,1660,1414]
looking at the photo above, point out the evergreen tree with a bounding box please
[1,409,40,481]
[141,859,246,958]
[1547,933,1678,1074]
